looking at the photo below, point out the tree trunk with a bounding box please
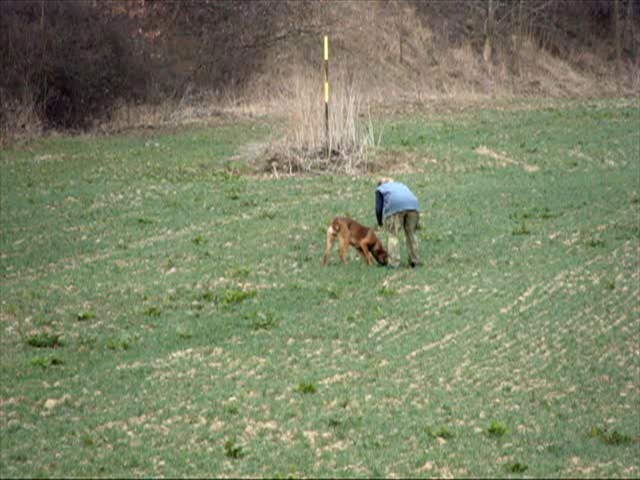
[395,5,405,65]
[483,0,496,65]
[614,0,623,83]
[40,0,47,120]
[513,0,524,76]
[623,0,634,57]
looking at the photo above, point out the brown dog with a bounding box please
[322,217,388,266]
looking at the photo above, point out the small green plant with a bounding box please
[224,404,240,415]
[192,235,207,246]
[584,237,605,248]
[487,420,508,437]
[326,286,341,299]
[77,311,96,322]
[221,288,255,307]
[378,285,397,297]
[227,267,251,278]
[81,433,95,447]
[227,189,242,201]
[31,356,64,368]
[507,462,528,473]
[511,220,530,236]
[327,417,342,428]
[176,328,192,340]
[199,291,216,302]
[259,209,277,220]
[25,332,62,349]
[426,425,454,440]
[326,415,363,440]
[106,337,131,351]
[144,306,161,317]
[224,439,245,459]
[297,382,317,394]
[249,310,278,331]
[9,453,28,463]
[589,426,633,446]
[539,207,559,219]
[603,431,633,446]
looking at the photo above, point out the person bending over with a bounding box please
[375,177,422,268]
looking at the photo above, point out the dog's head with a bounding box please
[371,241,388,266]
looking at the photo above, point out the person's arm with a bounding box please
[375,190,383,227]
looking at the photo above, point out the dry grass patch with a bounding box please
[262,69,381,175]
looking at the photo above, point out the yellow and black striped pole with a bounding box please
[324,35,329,151]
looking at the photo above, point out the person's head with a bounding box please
[377,177,394,186]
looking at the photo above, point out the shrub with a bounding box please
[0,0,145,131]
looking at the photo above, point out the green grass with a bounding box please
[1,99,639,478]
[487,420,509,438]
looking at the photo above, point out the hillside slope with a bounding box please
[130,0,640,104]
[1,0,638,139]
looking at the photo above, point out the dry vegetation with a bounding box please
[1,0,639,160]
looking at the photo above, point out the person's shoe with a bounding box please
[409,260,423,268]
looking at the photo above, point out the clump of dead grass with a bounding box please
[264,68,381,175]
[0,94,43,146]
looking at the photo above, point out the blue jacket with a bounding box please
[375,182,420,227]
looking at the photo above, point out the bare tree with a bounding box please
[465,0,553,72]
[483,0,497,65]
[512,0,524,76]
[614,0,623,80]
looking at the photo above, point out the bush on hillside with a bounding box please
[0,0,145,132]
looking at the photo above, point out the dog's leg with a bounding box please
[359,241,374,265]
[338,231,350,264]
[322,226,336,266]
[356,248,369,264]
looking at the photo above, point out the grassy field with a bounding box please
[1,99,639,478]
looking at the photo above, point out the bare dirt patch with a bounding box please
[474,145,539,172]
